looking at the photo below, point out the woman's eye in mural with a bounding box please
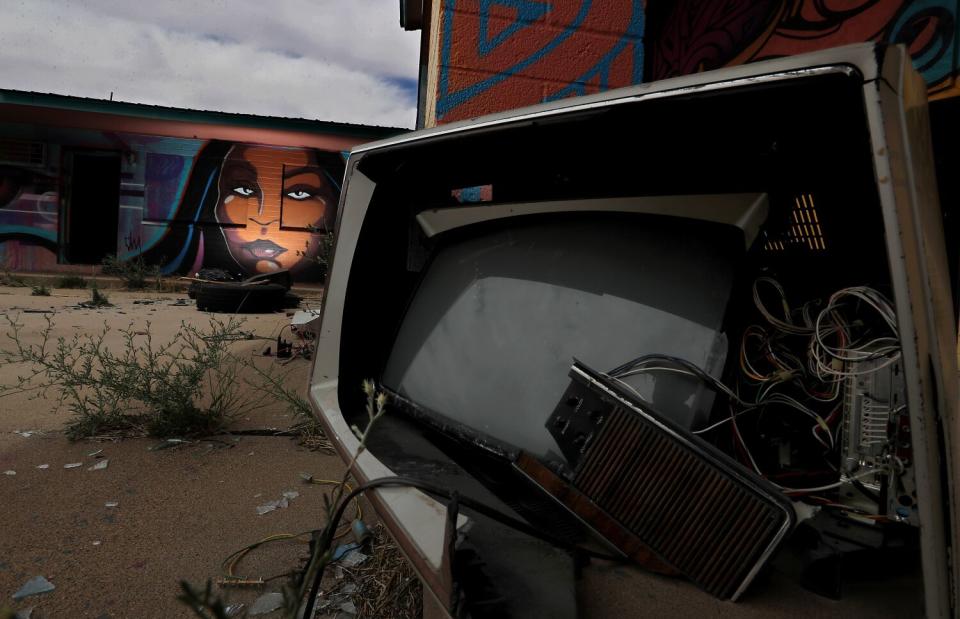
[232,185,256,197]
[285,188,314,201]
[281,167,333,230]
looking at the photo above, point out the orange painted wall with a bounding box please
[421,1,959,126]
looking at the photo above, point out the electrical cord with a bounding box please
[303,476,363,523]
[221,531,315,585]
[301,475,626,618]
[219,479,362,587]
[776,469,878,494]
[809,286,901,380]
[609,355,833,447]
[605,281,906,515]
[752,277,815,335]
[852,479,882,504]
[607,354,753,407]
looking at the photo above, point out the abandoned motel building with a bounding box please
[0,90,403,283]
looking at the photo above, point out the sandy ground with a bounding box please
[0,286,350,618]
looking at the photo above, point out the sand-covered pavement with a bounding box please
[0,286,348,617]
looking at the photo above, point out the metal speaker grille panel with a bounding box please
[566,366,793,600]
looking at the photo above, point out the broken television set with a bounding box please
[324,45,953,617]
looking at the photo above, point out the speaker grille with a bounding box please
[542,362,794,600]
[576,406,788,598]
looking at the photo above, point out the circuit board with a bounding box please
[839,356,918,525]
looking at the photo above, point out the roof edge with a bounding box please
[0,88,408,140]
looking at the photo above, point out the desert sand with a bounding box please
[0,286,350,617]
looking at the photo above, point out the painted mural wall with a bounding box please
[0,157,59,272]
[425,0,960,125]
[428,0,645,124]
[646,0,958,98]
[0,124,344,282]
[134,141,343,281]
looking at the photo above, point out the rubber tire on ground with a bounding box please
[194,282,288,313]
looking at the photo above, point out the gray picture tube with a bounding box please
[382,214,739,460]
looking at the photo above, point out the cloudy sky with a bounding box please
[0,0,421,128]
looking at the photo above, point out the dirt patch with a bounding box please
[0,287,351,617]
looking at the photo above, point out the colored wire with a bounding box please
[221,531,315,583]
[752,277,814,335]
[776,468,877,494]
[220,479,365,585]
[305,477,363,522]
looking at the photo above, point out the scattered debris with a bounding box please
[87,459,109,471]
[87,449,103,457]
[12,575,55,600]
[87,435,121,443]
[224,603,245,617]
[255,502,281,516]
[332,543,361,562]
[290,419,336,455]
[317,524,422,619]
[36,464,49,470]
[290,309,321,327]
[352,519,371,545]
[14,430,39,438]
[293,423,335,454]
[63,463,82,469]
[105,501,119,508]
[315,580,359,616]
[255,497,288,515]
[255,490,299,515]
[77,288,113,309]
[316,591,350,614]
[340,549,369,569]
[92,541,101,546]
[170,298,191,306]
[3,470,15,476]
[149,438,192,451]
[276,337,292,358]
[14,606,33,619]
[249,592,284,615]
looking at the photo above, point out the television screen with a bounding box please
[382,213,741,460]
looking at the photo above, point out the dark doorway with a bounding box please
[65,151,120,264]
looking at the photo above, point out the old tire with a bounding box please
[194,282,287,313]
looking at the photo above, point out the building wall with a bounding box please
[422,0,960,126]
[0,123,348,282]
[424,0,645,125]
[645,0,958,97]
[0,137,59,272]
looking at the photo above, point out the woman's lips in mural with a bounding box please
[241,239,287,260]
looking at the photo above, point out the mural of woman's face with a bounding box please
[215,145,336,275]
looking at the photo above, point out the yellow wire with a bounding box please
[221,479,365,582]
[308,478,363,521]
[223,532,312,580]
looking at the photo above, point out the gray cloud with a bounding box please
[0,0,419,127]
